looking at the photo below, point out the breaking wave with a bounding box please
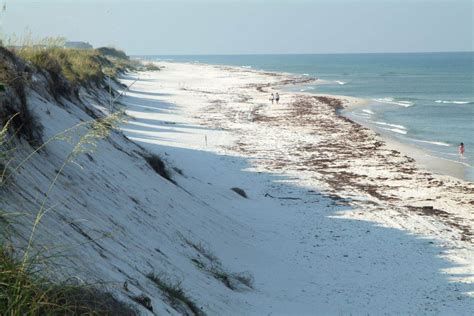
[435,100,471,105]
[362,109,375,115]
[374,97,414,107]
[373,121,406,130]
[380,127,407,135]
[407,138,451,147]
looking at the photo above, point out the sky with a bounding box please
[3,0,473,55]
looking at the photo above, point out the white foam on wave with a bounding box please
[435,100,470,105]
[374,97,414,107]
[408,138,451,147]
[300,87,315,92]
[374,121,406,130]
[362,109,375,115]
[335,80,347,85]
[242,65,252,69]
[380,127,407,135]
[302,73,310,76]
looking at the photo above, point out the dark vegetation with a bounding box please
[0,47,43,146]
[15,46,137,87]
[97,47,129,60]
[0,248,137,315]
[231,187,247,198]
[146,273,204,316]
[144,63,162,71]
[144,154,175,183]
[313,96,344,111]
[0,45,138,146]
[129,294,153,312]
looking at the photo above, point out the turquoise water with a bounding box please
[140,53,474,181]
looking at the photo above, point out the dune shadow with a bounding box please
[120,93,222,142]
[127,89,171,97]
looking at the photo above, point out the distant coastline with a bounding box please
[140,53,474,182]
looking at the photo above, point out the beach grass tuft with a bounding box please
[184,238,254,291]
[146,273,204,316]
[0,246,138,315]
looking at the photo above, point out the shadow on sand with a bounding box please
[119,82,473,313]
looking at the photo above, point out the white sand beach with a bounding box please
[115,61,474,314]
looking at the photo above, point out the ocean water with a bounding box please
[140,53,474,181]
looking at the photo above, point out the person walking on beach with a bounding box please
[275,92,280,104]
[459,142,465,157]
[270,93,274,104]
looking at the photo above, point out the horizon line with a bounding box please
[131,50,474,56]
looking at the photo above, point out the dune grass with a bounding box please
[0,247,137,315]
[146,273,203,316]
[17,48,107,86]
[14,45,137,88]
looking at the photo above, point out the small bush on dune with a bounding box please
[193,259,254,291]
[183,239,219,263]
[0,47,44,146]
[144,154,174,183]
[144,63,161,71]
[146,273,204,316]
[97,47,129,60]
[184,238,254,291]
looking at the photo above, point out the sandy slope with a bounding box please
[4,60,472,315]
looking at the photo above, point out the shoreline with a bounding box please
[292,89,471,182]
[340,106,470,182]
[172,59,472,183]
[149,59,470,183]
[367,124,468,180]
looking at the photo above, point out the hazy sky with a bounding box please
[4,0,473,55]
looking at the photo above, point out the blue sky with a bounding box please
[3,0,473,54]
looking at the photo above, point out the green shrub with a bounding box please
[96,47,129,60]
[17,48,104,85]
[144,63,161,71]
